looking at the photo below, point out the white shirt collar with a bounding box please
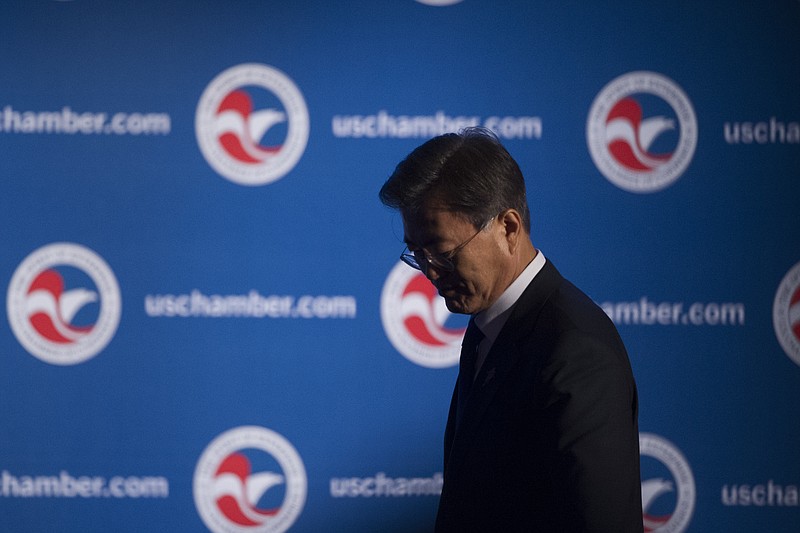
[474,250,546,346]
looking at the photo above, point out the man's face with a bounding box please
[402,207,513,315]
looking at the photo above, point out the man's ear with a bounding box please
[498,209,523,254]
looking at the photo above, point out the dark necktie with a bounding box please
[456,318,484,428]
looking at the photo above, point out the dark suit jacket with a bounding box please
[435,261,643,532]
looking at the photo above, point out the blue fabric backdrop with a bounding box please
[1,1,798,531]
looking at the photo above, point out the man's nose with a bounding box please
[422,261,443,282]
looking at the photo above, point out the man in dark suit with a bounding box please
[379,128,643,532]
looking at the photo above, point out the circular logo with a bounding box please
[380,261,467,368]
[773,260,800,367]
[195,63,309,186]
[639,433,695,533]
[194,426,307,533]
[6,243,121,365]
[587,71,697,193]
[415,0,464,5]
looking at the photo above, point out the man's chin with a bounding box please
[443,297,470,315]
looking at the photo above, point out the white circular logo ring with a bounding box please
[6,242,121,365]
[380,261,465,368]
[196,63,309,186]
[773,260,800,367]
[639,433,696,533]
[587,71,697,193]
[193,426,307,533]
[415,0,464,5]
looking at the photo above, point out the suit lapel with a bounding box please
[445,260,564,472]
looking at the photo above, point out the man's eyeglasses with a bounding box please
[400,219,491,273]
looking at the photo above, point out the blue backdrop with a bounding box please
[1,1,799,531]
